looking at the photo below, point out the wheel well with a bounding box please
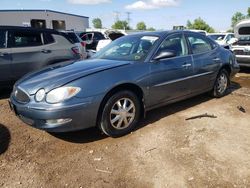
[221,64,231,75]
[97,83,145,126]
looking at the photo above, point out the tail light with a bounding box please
[81,41,86,47]
[71,47,80,55]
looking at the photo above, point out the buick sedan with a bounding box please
[10,31,240,137]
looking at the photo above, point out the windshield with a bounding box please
[92,35,159,61]
[208,34,226,41]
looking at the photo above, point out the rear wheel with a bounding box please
[211,69,230,98]
[99,90,141,137]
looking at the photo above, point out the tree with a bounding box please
[136,22,146,30]
[92,18,102,29]
[248,7,250,17]
[112,20,130,30]
[186,20,192,29]
[186,18,215,33]
[147,27,156,31]
[231,12,246,27]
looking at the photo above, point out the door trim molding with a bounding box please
[153,71,214,87]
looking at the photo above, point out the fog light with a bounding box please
[46,118,72,126]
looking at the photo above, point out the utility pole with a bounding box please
[113,11,120,22]
[126,12,131,29]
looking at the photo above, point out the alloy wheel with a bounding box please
[110,98,136,130]
[217,73,228,94]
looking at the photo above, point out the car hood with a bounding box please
[16,59,131,95]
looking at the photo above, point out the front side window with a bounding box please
[157,34,188,57]
[93,35,159,61]
[0,30,6,48]
[12,31,42,47]
[187,34,212,54]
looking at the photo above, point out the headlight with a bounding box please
[35,89,46,102]
[46,87,81,104]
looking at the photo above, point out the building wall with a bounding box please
[0,10,89,32]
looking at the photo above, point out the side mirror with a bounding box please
[227,38,238,45]
[153,50,176,61]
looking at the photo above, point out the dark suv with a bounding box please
[0,26,81,87]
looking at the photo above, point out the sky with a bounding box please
[0,0,249,31]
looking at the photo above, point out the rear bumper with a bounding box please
[9,95,102,132]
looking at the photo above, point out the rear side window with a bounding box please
[43,32,55,44]
[65,33,79,43]
[59,33,75,44]
[12,31,42,47]
[0,30,6,48]
[187,34,212,54]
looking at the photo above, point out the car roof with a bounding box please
[0,25,60,34]
[207,33,233,35]
[123,30,206,38]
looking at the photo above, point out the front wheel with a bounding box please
[99,90,141,137]
[211,69,230,98]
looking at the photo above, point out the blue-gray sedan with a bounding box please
[9,31,240,137]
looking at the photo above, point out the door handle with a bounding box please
[41,49,51,54]
[213,58,221,62]
[0,52,8,57]
[182,63,192,68]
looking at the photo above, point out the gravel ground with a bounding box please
[0,71,250,188]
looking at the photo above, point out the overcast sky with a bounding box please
[1,0,249,31]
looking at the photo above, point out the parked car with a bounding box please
[207,33,235,47]
[231,19,250,67]
[62,31,88,59]
[78,31,105,50]
[96,30,126,51]
[9,31,239,137]
[0,26,81,87]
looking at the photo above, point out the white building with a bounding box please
[0,9,89,32]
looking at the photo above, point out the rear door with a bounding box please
[9,30,48,80]
[185,32,220,92]
[149,33,194,106]
[0,29,12,84]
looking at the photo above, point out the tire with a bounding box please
[211,69,230,98]
[99,90,141,137]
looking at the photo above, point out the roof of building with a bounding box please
[0,9,89,19]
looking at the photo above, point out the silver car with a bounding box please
[0,26,81,87]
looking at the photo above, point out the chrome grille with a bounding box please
[14,88,30,104]
[233,50,250,56]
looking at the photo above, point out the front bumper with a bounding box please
[9,95,102,132]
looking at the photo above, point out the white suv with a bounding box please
[231,19,250,67]
[207,33,235,47]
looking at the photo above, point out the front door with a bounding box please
[149,33,194,107]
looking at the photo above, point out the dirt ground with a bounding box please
[0,70,250,188]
